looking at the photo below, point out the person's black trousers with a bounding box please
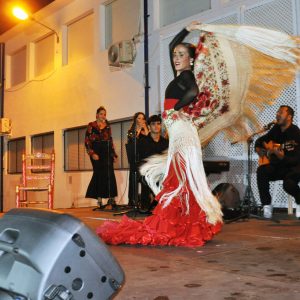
[140,177,154,210]
[256,164,300,206]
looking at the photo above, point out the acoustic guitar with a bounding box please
[258,140,298,166]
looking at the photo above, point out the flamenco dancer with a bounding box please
[97,21,223,247]
[97,20,300,247]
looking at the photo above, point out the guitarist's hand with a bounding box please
[273,148,284,160]
[263,141,274,151]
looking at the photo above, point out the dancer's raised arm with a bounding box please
[169,21,201,77]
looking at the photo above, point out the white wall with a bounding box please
[2,0,145,210]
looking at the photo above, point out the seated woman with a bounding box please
[126,112,149,207]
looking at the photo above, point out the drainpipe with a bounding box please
[144,0,149,118]
[0,43,4,213]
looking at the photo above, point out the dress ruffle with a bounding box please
[97,162,222,247]
[97,196,221,247]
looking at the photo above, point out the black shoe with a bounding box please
[97,199,107,209]
[139,208,153,215]
[108,198,118,210]
[127,201,135,208]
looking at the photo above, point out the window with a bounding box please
[9,46,27,87]
[64,118,132,171]
[160,0,211,27]
[67,12,95,64]
[104,0,141,49]
[110,119,131,169]
[31,132,54,154]
[64,127,92,171]
[34,33,55,77]
[7,137,25,174]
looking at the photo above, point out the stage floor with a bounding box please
[2,207,300,299]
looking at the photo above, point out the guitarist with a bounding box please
[255,105,300,219]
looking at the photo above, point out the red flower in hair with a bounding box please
[162,111,167,119]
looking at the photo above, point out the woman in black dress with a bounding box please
[85,106,118,208]
[127,112,149,207]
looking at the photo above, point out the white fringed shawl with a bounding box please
[140,118,223,225]
[191,24,300,144]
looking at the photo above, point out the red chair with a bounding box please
[16,152,55,209]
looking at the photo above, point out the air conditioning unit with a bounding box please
[108,40,135,67]
[0,118,11,134]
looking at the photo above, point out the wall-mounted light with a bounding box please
[12,7,59,43]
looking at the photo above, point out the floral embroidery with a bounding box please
[171,113,179,120]
[162,109,184,129]
[184,33,230,129]
[85,121,117,157]
[162,108,193,133]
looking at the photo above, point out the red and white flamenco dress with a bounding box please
[97,97,223,247]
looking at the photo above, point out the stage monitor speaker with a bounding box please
[212,183,242,220]
[212,183,240,209]
[0,208,125,300]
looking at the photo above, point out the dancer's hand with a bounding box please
[92,153,99,160]
[186,21,202,32]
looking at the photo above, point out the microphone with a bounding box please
[263,120,276,130]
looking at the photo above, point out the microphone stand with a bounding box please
[242,133,260,217]
[114,122,142,217]
[229,125,280,223]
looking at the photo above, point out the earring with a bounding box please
[190,60,194,66]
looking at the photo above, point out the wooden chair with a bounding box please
[16,152,55,209]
